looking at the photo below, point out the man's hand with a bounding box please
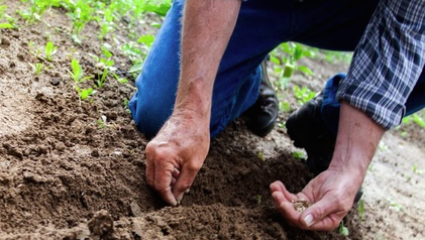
[270,168,361,230]
[273,102,384,230]
[146,110,210,206]
[145,0,241,206]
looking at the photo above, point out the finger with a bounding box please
[172,161,201,203]
[271,191,287,209]
[145,150,155,187]
[270,181,297,202]
[277,201,302,226]
[300,196,346,230]
[304,215,340,231]
[154,160,178,206]
[172,168,180,178]
[296,192,310,202]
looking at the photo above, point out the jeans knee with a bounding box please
[129,92,172,139]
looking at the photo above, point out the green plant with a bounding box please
[18,0,61,23]
[412,113,425,128]
[64,0,96,42]
[123,98,131,114]
[338,222,349,237]
[402,112,425,128]
[257,152,265,161]
[270,42,315,89]
[358,199,364,221]
[279,101,291,112]
[0,4,15,29]
[114,74,128,84]
[389,200,402,212]
[292,151,306,161]
[68,58,94,100]
[32,62,44,75]
[138,34,155,48]
[97,115,107,128]
[413,165,423,175]
[45,41,57,61]
[294,85,315,105]
[90,46,115,88]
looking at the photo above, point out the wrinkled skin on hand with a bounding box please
[270,168,361,231]
[145,111,210,206]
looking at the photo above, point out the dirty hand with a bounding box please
[270,168,362,230]
[145,111,210,206]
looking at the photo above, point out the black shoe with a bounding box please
[242,60,279,137]
[286,92,363,203]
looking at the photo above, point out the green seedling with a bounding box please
[90,46,115,88]
[413,165,423,175]
[18,0,61,23]
[68,58,93,100]
[412,113,425,128]
[257,152,265,161]
[255,194,262,204]
[32,63,44,75]
[279,101,291,112]
[0,22,13,29]
[0,4,5,19]
[272,42,314,82]
[114,74,128,84]
[378,142,388,151]
[338,222,349,237]
[45,41,57,61]
[0,4,15,29]
[75,86,93,100]
[69,58,90,83]
[138,34,155,48]
[278,122,285,129]
[292,151,306,161]
[358,200,364,221]
[97,115,107,128]
[389,200,402,212]
[294,85,315,105]
[67,0,96,39]
[123,98,131,114]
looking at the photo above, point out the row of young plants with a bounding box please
[3,0,424,131]
[1,0,169,100]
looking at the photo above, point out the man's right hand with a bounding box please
[145,0,241,206]
[145,110,210,206]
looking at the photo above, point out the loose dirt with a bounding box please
[0,1,424,239]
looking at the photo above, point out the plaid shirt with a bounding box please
[336,0,425,130]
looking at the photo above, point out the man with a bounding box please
[128,0,425,231]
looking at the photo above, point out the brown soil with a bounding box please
[1,1,424,239]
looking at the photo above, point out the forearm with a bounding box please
[174,0,241,120]
[329,102,385,184]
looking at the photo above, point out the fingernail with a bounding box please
[177,194,184,204]
[304,214,314,227]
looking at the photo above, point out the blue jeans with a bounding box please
[129,0,425,139]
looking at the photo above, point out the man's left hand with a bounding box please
[270,168,362,230]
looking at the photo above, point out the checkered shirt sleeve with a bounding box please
[336,0,425,130]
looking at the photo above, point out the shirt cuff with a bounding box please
[336,79,405,130]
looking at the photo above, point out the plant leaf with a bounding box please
[297,65,314,76]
